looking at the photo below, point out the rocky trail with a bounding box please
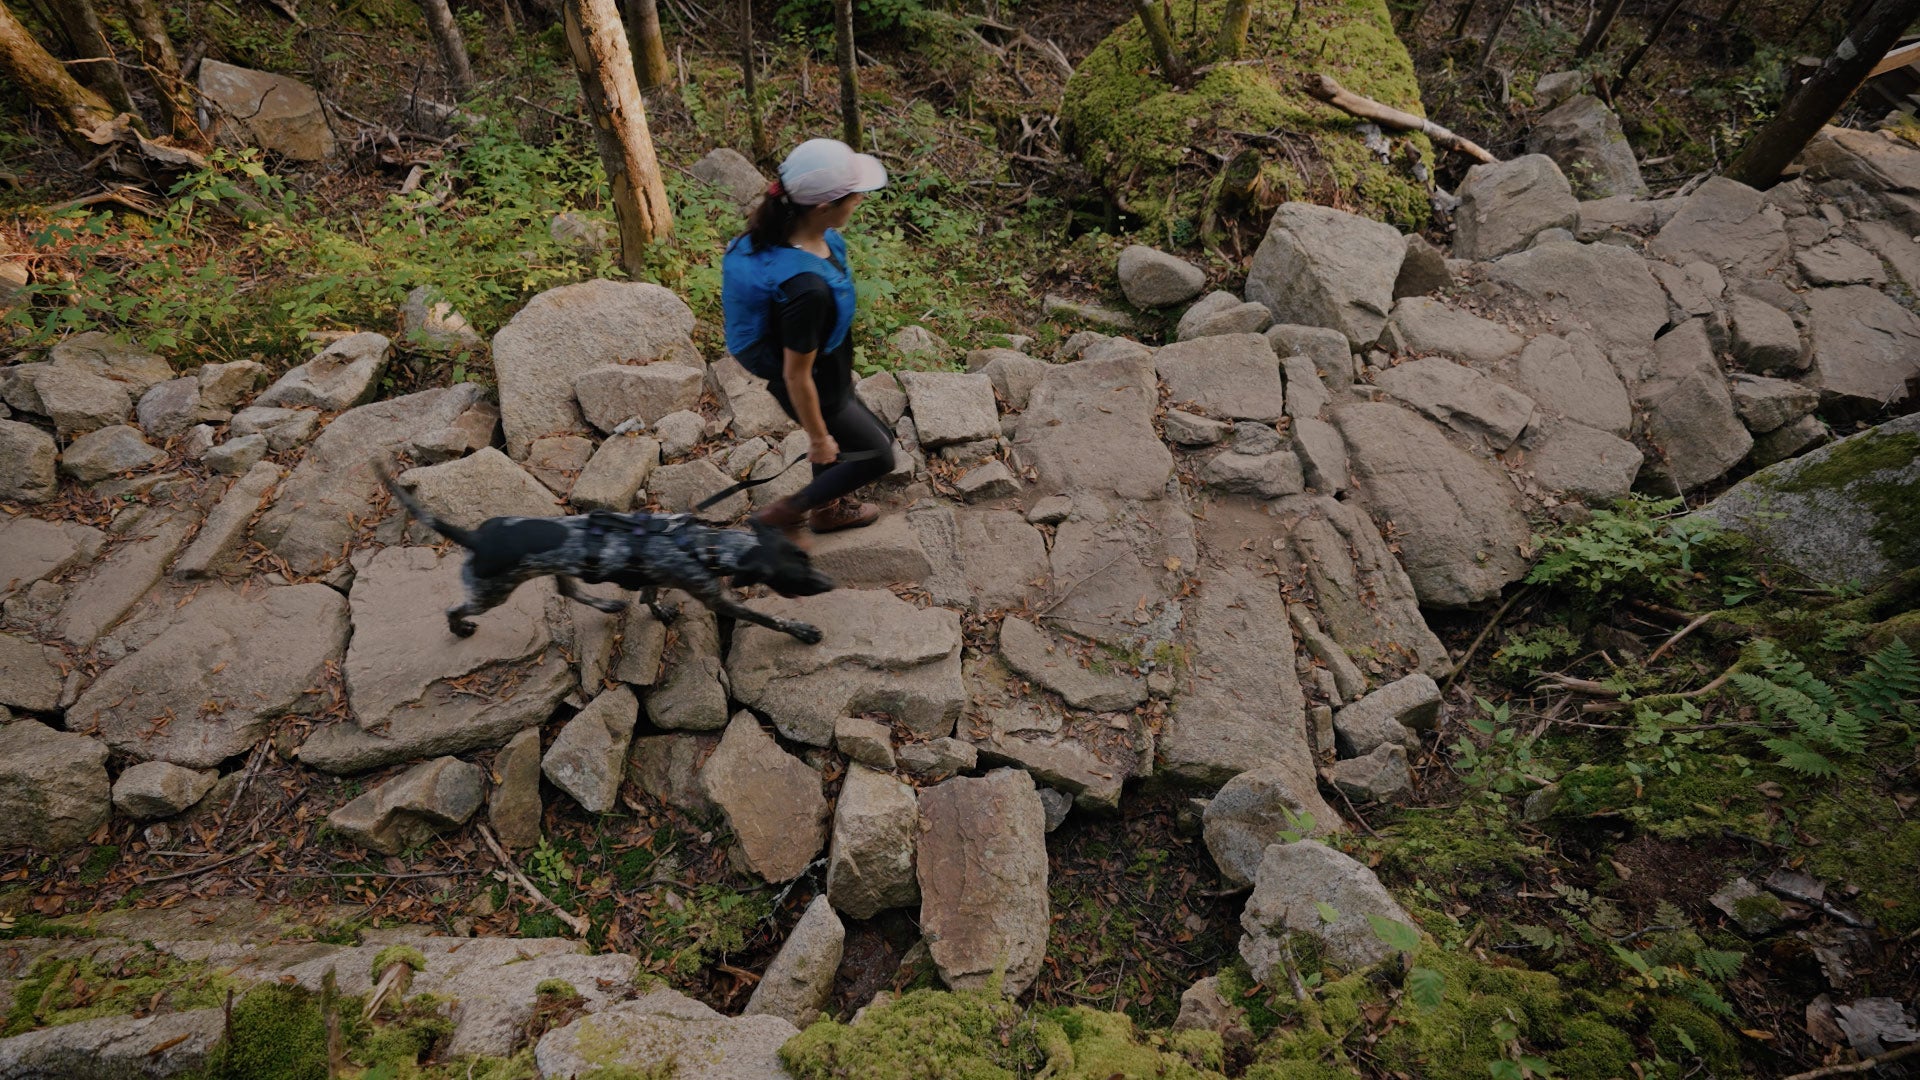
[1,121,1919,1078]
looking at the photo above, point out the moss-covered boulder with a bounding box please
[1061,0,1432,236]
[1700,412,1920,591]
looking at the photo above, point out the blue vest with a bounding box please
[721,230,856,379]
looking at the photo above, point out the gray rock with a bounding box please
[0,516,103,601]
[909,505,1052,615]
[134,376,223,440]
[0,720,109,849]
[203,432,268,475]
[535,988,797,1080]
[112,761,218,819]
[744,894,843,1027]
[1834,997,1920,1060]
[1534,70,1584,110]
[46,331,174,393]
[327,755,486,854]
[1651,176,1791,279]
[1729,373,1819,434]
[1576,194,1659,238]
[834,716,895,771]
[648,458,746,521]
[1638,320,1753,493]
[651,409,706,459]
[1204,764,1342,886]
[900,371,999,447]
[548,211,611,252]
[1233,422,1284,455]
[396,447,559,538]
[1649,261,1728,333]
[1486,240,1668,351]
[488,727,543,850]
[1324,743,1412,801]
[808,514,931,589]
[229,405,319,451]
[75,583,346,767]
[1156,333,1286,421]
[195,360,266,410]
[1034,788,1070,833]
[700,712,828,882]
[542,686,638,814]
[1266,324,1353,394]
[1749,414,1828,468]
[1287,605,1366,702]
[1527,95,1647,199]
[34,365,132,437]
[1393,233,1452,298]
[1118,245,1206,307]
[973,349,1048,411]
[59,424,164,482]
[626,732,719,820]
[181,424,217,459]
[1177,294,1273,341]
[1333,673,1439,758]
[570,433,659,511]
[172,460,281,579]
[256,332,392,411]
[1163,409,1229,446]
[1511,331,1633,435]
[0,633,62,712]
[199,58,335,159]
[956,459,1020,501]
[890,324,951,363]
[1699,413,1919,590]
[1246,203,1404,346]
[855,371,909,426]
[1516,418,1644,502]
[1240,841,1417,977]
[55,509,196,648]
[1042,294,1138,331]
[826,763,920,919]
[1805,285,1920,413]
[1027,495,1073,525]
[690,146,768,206]
[492,280,697,457]
[0,1007,224,1079]
[644,601,728,731]
[575,362,705,433]
[1453,154,1581,260]
[1728,293,1806,373]
[1378,297,1525,367]
[297,547,570,773]
[524,434,595,497]
[1336,402,1531,606]
[1796,239,1886,287]
[1374,356,1535,449]
[1200,449,1305,498]
[1013,350,1171,501]
[896,736,978,777]
[1281,355,1334,422]
[399,285,484,352]
[917,768,1048,995]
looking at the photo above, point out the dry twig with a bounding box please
[477,823,590,936]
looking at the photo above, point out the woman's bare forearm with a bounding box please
[782,348,831,440]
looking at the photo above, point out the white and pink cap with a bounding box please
[775,138,888,205]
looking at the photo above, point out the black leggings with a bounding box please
[767,385,897,509]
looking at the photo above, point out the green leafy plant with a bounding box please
[1732,638,1919,776]
[1491,625,1582,685]
[1525,496,1734,607]
[1452,698,1558,800]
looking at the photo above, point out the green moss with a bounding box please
[1799,785,1920,933]
[1374,801,1541,892]
[1764,429,1920,572]
[1555,1016,1636,1080]
[1547,762,1766,839]
[371,944,429,979]
[536,978,582,1000]
[77,845,120,885]
[4,950,234,1037]
[1038,1006,1226,1078]
[1374,945,1565,1079]
[1060,0,1432,232]
[201,983,330,1080]
[1645,997,1739,1071]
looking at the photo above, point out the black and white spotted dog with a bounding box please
[376,462,833,644]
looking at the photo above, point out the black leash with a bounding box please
[695,449,886,511]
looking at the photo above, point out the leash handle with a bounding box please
[694,449,884,511]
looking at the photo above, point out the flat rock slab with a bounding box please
[998,615,1144,711]
[1154,333,1286,422]
[57,510,197,648]
[1486,240,1667,352]
[1013,351,1172,502]
[1651,176,1791,279]
[699,713,827,883]
[396,448,561,538]
[535,987,797,1079]
[1036,494,1193,648]
[1510,332,1633,435]
[727,590,964,747]
[298,546,571,774]
[916,768,1049,996]
[1373,356,1535,449]
[256,332,391,411]
[907,505,1051,614]
[1805,285,1920,413]
[899,371,999,447]
[0,516,104,599]
[327,755,484,855]
[72,583,347,768]
[1379,297,1526,367]
[0,1006,224,1080]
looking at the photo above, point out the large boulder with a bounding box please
[198,59,335,160]
[1637,319,1752,494]
[917,768,1048,995]
[690,147,768,206]
[1240,841,1417,977]
[826,763,920,919]
[743,895,843,1028]
[1245,202,1404,347]
[1650,176,1790,279]
[1335,402,1531,606]
[535,988,797,1080]
[700,712,828,882]
[1804,285,1920,414]
[1154,333,1286,422]
[727,590,965,747]
[1526,95,1647,199]
[0,720,109,850]
[1486,240,1667,351]
[574,362,706,433]
[297,547,573,774]
[1204,764,1342,887]
[1012,350,1171,501]
[256,333,391,411]
[1700,414,1919,591]
[327,755,485,855]
[490,280,697,457]
[72,584,348,768]
[1373,357,1536,450]
[1452,154,1581,260]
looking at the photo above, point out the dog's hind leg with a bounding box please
[688,580,823,645]
[557,575,629,615]
[635,585,681,624]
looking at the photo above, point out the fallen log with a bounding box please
[1306,74,1499,164]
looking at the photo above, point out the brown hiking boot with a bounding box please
[750,494,810,545]
[808,497,880,534]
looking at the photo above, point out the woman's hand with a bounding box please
[808,432,841,465]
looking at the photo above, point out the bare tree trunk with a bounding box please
[0,0,119,151]
[562,0,673,272]
[622,0,671,87]
[1134,0,1185,82]
[1728,0,1920,188]
[834,0,860,148]
[49,0,140,123]
[1447,0,1479,38]
[740,0,767,160]
[1215,0,1251,60]
[119,0,192,138]
[419,0,475,97]
[1476,0,1520,67]
[1610,0,1686,96]
[1574,0,1625,57]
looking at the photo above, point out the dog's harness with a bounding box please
[579,510,715,583]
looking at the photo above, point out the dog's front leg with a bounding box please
[449,577,519,637]
[558,575,629,615]
[688,581,823,644]
[634,584,681,624]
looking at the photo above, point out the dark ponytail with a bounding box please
[746,182,802,252]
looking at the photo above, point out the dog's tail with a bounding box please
[374,459,477,548]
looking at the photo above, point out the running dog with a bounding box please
[376,462,833,643]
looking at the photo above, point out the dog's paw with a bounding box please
[650,602,682,623]
[449,619,478,638]
[787,622,824,645]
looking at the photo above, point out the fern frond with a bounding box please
[1588,897,1626,936]
[1820,708,1868,755]
[1654,901,1688,930]
[1694,948,1744,982]
[1732,669,1832,727]
[1510,924,1564,952]
[1763,737,1839,776]
[1846,638,1920,722]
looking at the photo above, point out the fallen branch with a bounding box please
[139,842,272,884]
[1445,586,1531,692]
[1781,1040,1920,1080]
[1647,610,1718,664]
[1305,74,1498,164]
[476,823,590,936]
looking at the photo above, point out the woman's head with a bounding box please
[745,139,887,250]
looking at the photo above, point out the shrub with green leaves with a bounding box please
[1525,496,1735,607]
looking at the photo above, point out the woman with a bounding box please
[721,138,896,539]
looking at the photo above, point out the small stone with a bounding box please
[1291,416,1349,494]
[542,686,639,814]
[229,406,319,451]
[834,716,896,771]
[399,286,484,352]
[0,633,64,712]
[648,458,745,521]
[195,360,266,409]
[524,434,596,497]
[181,425,217,459]
[549,211,611,252]
[203,433,268,475]
[1163,409,1229,446]
[744,895,844,1027]
[1118,245,1206,308]
[1231,422,1284,456]
[0,420,58,503]
[1204,764,1340,886]
[58,424,165,483]
[855,371,908,426]
[652,410,705,459]
[896,737,976,777]
[1200,450,1303,498]
[998,616,1145,711]
[1239,841,1416,976]
[1728,373,1820,434]
[256,332,392,411]
[326,756,485,856]
[1311,704,1336,755]
[1323,743,1411,801]
[900,372,999,447]
[1333,673,1441,758]
[570,434,659,512]
[488,727,542,850]
[1038,787,1072,832]
[111,761,218,819]
[1393,233,1452,298]
[1748,414,1828,468]
[690,147,767,206]
[826,763,919,919]
[1176,292,1272,341]
[1708,876,1782,934]
[1026,495,1072,525]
